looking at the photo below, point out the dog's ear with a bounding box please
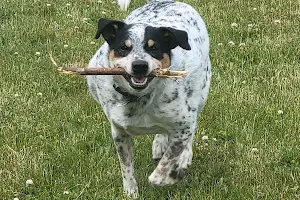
[159,27,191,50]
[95,19,126,45]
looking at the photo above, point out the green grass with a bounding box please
[1,0,300,199]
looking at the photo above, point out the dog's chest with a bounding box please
[109,100,179,136]
[123,117,172,136]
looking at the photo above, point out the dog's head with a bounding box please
[95,18,191,91]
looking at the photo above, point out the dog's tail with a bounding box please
[117,0,167,11]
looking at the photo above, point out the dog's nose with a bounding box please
[132,60,149,75]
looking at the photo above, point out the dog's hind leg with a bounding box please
[152,134,169,164]
[111,124,138,199]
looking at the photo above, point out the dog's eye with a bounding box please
[150,45,158,51]
[120,45,130,51]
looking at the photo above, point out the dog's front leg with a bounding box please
[148,127,194,186]
[111,124,138,199]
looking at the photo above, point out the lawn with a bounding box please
[1,0,299,199]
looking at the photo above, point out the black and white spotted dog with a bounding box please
[87,0,212,198]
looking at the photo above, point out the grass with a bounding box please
[1,0,299,199]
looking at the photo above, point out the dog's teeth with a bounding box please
[131,77,147,85]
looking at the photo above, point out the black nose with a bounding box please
[132,60,149,75]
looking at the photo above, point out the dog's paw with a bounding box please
[123,185,138,199]
[152,134,168,160]
[178,148,193,169]
[123,179,138,199]
[148,169,183,186]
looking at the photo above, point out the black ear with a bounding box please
[95,19,126,45]
[159,27,191,50]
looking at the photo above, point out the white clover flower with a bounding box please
[212,138,217,141]
[217,43,223,46]
[35,52,41,56]
[90,41,96,45]
[74,26,79,29]
[253,7,257,11]
[46,3,51,7]
[63,44,69,48]
[37,92,43,96]
[278,110,284,115]
[87,5,90,7]
[248,23,254,29]
[228,41,235,46]
[67,14,72,17]
[14,93,20,97]
[239,43,246,47]
[251,148,258,152]
[63,191,70,195]
[201,135,208,140]
[231,22,238,28]
[13,198,19,200]
[66,3,71,6]
[101,11,107,14]
[82,17,89,21]
[26,179,33,186]
[273,19,281,24]
[14,52,18,55]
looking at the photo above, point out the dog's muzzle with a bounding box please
[125,60,154,90]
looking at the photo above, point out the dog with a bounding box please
[87,0,212,198]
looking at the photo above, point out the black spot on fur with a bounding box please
[169,144,184,159]
[162,89,179,103]
[174,141,182,146]
[201,80,207,90]
[169,170,178,179]
[114,137,122,143]
[187,105,196,112]
[186,87,193,97]
[119,146,123,152]
[151,0,174,10]
[153,158,160,166]
[125,106,136,118]
[117,146,130,166]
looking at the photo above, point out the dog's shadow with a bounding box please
[134,136,234,200]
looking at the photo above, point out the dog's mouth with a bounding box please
[124,75,154,90]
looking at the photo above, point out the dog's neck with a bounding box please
[112,83,156,106]
[113,84,140,102]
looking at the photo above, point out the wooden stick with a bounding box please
[49,53,187,78]
[60,67,187,78]
[59,67,127,75]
